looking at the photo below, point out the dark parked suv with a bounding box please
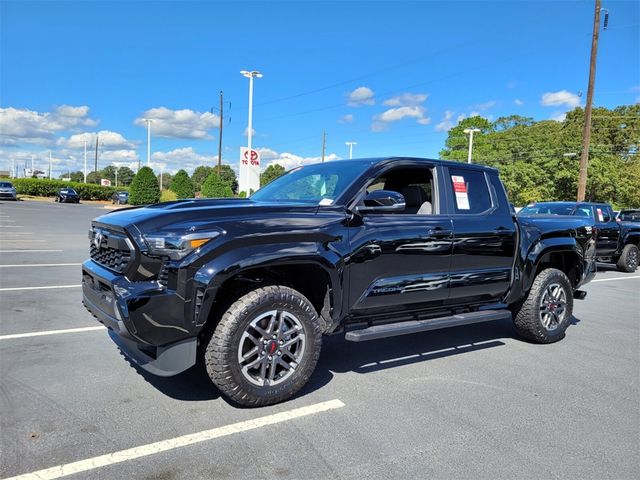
[83,158,596,406]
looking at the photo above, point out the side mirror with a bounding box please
[355,190,405,213]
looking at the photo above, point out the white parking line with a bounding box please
[0,240,46,242]
[0,249,63,253]
[0,326,105,340]
[0,263,82,268]
[3,399,346,480]
[0,284,81,292]
[0,225,24,228]
[591,275,640,283]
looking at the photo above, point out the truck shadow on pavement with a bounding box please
[128,316,581,405]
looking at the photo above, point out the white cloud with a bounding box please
[377,106,430,124]
[514,99,524,106]
[347,86,375,107]
[338,114,354,124]
[57,130,137,149]
[383,93,428,107]
[550,111,567,122]
[258,147,341,170]
[472,100,497,111]
[134,107,218,139]
[541,90,581,108]
[435,110,455,132]
[372,92,430,130]
[151,147,217,174]
[0,105,98,145]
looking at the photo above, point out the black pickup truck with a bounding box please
[83,158,596,406]
[519,202,640,272]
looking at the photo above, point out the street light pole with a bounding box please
[83,140,88,183]
[49,151,52,180]
[241,71,262,165]
[463,128,481,164]
[345,141,357,160]
[144,119,153,168]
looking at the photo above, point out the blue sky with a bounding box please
[1,0,638,177]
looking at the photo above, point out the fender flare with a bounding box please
[191,242,344,330]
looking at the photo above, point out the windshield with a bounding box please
[61,189,77,194]
[519,204,577,216]
[251,161,365,204]
[0,182,13,188]
[620,211,640,221]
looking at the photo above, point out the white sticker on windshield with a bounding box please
[596,208,604,222]
[451,175,470,210]
[319,198,334,206]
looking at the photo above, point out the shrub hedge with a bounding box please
[201,172,233,198]
[169,169,194,199]
[4,177,124,200]
[129,166,160,205]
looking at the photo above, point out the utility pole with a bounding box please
[321,130,326,162]
[83,140,88,183]
[11,158,15,179]
[31,155,34,175]
[577,0,605,201]
[94,135,99,179]
[218,90,224,175]
[49,151,52,180]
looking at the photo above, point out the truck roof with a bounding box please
[320,157,499,173]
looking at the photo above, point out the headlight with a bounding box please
[144,230,222,260]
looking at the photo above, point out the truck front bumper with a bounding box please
[82,259,197,376]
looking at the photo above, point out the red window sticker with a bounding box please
[451,175,470,210]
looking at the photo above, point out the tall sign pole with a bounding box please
[577,0,602,202]
[218,90,224,175]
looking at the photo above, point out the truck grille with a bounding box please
[89,227,133,273]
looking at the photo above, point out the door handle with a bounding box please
[493,227,512,237]
[426,228,452,238]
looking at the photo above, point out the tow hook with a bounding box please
[573,290,587,300]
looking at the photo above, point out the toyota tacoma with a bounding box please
[83,158,597,406]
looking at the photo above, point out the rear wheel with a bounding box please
[616,244,639,272]
[203,285,322,407]
[513,268,573,343]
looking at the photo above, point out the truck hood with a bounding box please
[92,199,329,233]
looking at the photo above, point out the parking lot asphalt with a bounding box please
[1,199,639,480]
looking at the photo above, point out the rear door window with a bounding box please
[447,167,493,214]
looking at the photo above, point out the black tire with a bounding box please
[616,244,639,272]
[512,268,573,344]
[204,285,322,407]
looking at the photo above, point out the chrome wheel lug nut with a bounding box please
[277,351,281,356]
[279,340,283,345]
[268,355,272,360]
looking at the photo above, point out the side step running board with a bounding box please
[344,309,512,342]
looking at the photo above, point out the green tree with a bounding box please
[169,169,195,199]
[260,164,286,187]
[157,172,172,190]
[439,104,640,207]
[201,172,233,198]
[86,171,102,184]
[59,171,85,182]
[218,164,238,193]
[192,166,214,192]
[129,166,160,205]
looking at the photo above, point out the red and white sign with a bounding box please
[451,175,470,210]
[100,178,111,187]
[596,208,604,222]
[239,147,261,194]
[240,147,260,166]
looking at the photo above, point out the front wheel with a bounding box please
[616,244,639,272]
[203,285,322,407]
[512,268,573,344]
